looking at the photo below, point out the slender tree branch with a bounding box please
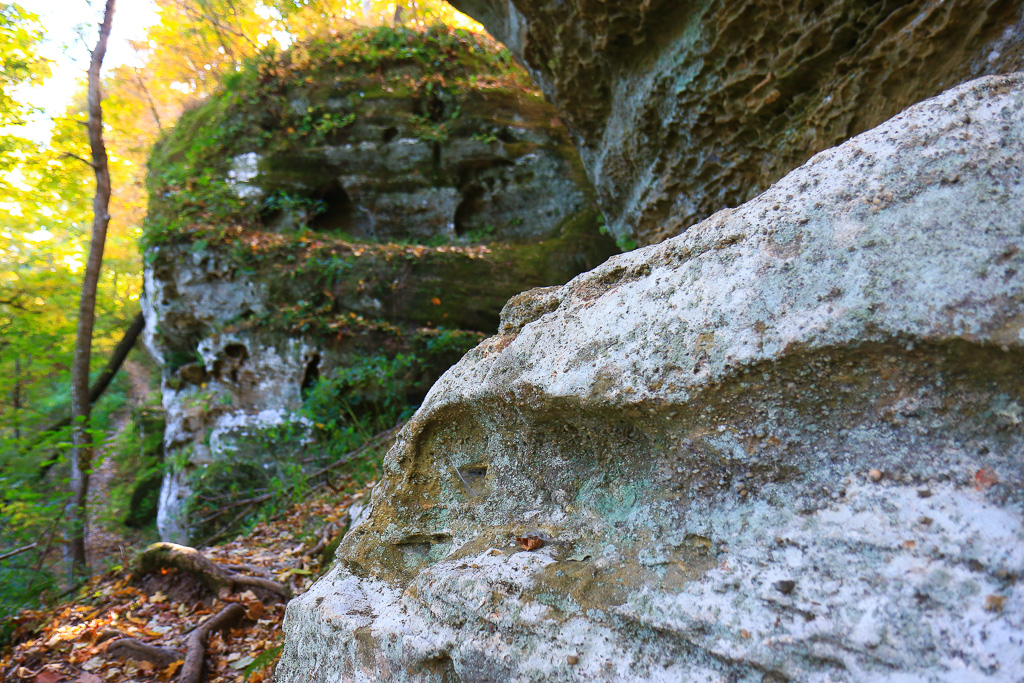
[0,543,37,562]
[37,310,145,479]
[60,152,97,169]
[25,514,61,595]
[130,67,162,132]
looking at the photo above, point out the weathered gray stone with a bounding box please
[451,0,1024,246]
[142,30,616,543]
[277,74,1024,681]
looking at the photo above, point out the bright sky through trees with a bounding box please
[13,0,159,143]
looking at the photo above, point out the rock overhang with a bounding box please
[450,0,1024,246]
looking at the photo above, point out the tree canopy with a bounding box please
[0,0,484,616]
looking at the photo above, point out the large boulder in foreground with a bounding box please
[452,0,1024,246]
[277,74,1024,681]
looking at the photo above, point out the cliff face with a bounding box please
[277,73,1024,682]
[141,27,616,543]
[451,0,1024,246]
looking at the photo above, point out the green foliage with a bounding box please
[303,327,480,451]
[296,107,356,142]
[470,131,498,144]
[596,213,635,252]
[184,327,481,544]
[617,235,638,252]
[461,222,496,243]
[259,190,328,224]
[0,369,134,620]
[106,402,165,531]
[245,643,283,679]
[0,3,50,181]
[302,353,418,438]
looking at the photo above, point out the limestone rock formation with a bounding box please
[451,0,1024,246]
[141,27,615,542]
[277,74,1024,681]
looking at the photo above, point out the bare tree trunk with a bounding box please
[13,355,21,445]
[66,0,116,581]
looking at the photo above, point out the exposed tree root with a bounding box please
[180,603,245,683]
[138,542,291,601]
[106,638,182,666]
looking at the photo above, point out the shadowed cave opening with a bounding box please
[301,354,321,400]
[213,343,248,384]
[453,184,484,236]
[308,184,360,234]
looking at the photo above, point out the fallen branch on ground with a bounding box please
[138,542,291,600]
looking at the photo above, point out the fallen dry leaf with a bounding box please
[0,478,370,683]
[984,594,1006,613]
[244,600,265,620]
[516,537,544,551]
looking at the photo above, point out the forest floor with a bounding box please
[1,461,369,683]
[85,360,156,572]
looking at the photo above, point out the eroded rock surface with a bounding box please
[142,28,615,542]
[452,0,1024,246]
[278,74,1024,681]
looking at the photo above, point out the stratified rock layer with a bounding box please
[142,29,615,542]
[452,0,1024,245]
[277,74,1024,681]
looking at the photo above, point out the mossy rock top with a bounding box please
[146,25,604,249]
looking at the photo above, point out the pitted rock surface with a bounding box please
[452,0,1024,246]
[277,74,1024,681]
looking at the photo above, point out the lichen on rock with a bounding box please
[141,26,616,543]
[277,74,1024,681]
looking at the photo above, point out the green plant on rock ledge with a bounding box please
[295,107,356,143]
[303,328,482,456]
[259,190,328,227]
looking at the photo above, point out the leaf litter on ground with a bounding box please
[0,485,367,683]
